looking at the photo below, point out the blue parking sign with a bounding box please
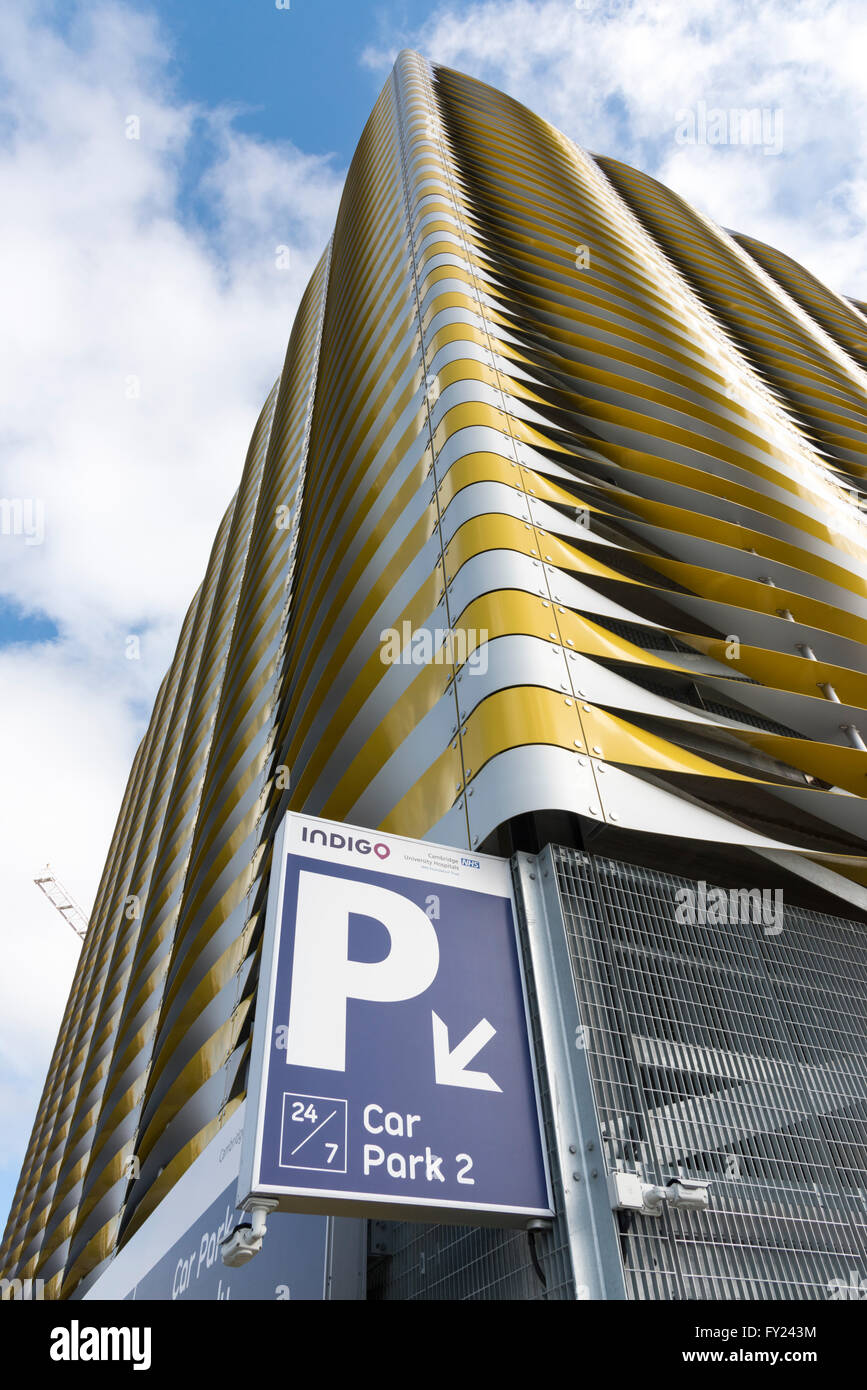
[238,813,553,1225]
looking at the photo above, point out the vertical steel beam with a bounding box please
[512,846,627,1300]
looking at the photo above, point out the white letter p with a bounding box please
[285,871,439,1071]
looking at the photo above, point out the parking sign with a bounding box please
[238,813,553,1225]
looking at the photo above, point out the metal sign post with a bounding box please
[237,812,553,1226]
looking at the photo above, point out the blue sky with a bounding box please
[2,0,866,1248]
[136,1,435,160]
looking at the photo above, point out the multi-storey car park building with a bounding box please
[3,51,867,1302]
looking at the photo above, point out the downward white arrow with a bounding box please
[432,1012,502,1092]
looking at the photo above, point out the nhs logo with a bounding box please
[461,857,480,869]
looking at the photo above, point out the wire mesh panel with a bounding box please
[366,1221,573,1302]
[553,847,867,1301]
[367,846,867,1300]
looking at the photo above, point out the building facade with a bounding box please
[3,51,867,1300]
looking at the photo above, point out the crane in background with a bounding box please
[33,868,88,941]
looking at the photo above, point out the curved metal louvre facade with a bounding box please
[3,50,867,1297]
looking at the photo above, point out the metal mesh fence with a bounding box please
[555,848,867,1301]
[367,847,867,1300]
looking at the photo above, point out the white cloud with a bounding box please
[0,647,129,1163]
[0,0,344,1226]
[363,0,867,297]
